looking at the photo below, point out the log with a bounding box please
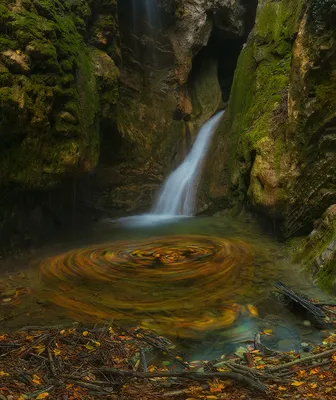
[273,282,327,327]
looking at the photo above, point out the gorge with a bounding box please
[0,1,336,397]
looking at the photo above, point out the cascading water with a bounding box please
[118,111,224,226]
[153,111,225,216]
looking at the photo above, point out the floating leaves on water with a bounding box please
[40,235,258,338]
[262,329,273,336]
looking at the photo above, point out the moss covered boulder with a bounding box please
[0,0,120,188]
[206,0,336,236]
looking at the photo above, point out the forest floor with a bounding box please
[1,304,336,400]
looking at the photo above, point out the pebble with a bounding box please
[303,320,311,326]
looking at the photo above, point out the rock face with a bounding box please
[107,0,252,212]
[0,0,255,251]
[0,0,119,252]
[205,0,336,237]
[293,205,336,294]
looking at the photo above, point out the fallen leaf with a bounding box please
[206,396,217,400]
[297,370,306,377]
[209,379,225,393]
[84,343,95,351]
[0,370,10,377]
[263,329,273,336]
[34,345,46,355]
[82,331,89,337]
[291,381,305,387]
[331,355,336,363]
[53,349,61,356]
[309,368,319,375]
[247,304,258,317]
[278,386,287,391]
[32,375,41,385]
[36,393,49,399]
[309,383,317,389]
[0,335,6,341]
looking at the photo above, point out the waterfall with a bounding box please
[153,111,225,216]
[117,111,224,227]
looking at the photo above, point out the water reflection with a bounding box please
[0,216,332,359]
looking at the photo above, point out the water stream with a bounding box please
[153,111,224,216]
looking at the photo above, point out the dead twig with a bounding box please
[47,347,57,378]
[99,368,268,393]
[267,347,336,372]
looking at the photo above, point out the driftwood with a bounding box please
[99,367,268,393]
[273,282,327,327]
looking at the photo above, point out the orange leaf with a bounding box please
[32,374,41,385]
[331,355,336,363]
[297,370,306,378]
[36,393,49,399]
[309,368,319,375]
[309,383,317,389]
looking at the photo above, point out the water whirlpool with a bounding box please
[41,235,259,338]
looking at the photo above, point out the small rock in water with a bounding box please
[303,320,311,327]
[300,342,311,352]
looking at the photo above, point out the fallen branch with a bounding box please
[47,347,57,378]
[267,347,336,372]
[99,368,268,393]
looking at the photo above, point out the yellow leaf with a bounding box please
[94,341,101,347]
[32,374,41,385]
[53,349,61,356]
[84,343,95,351]
[148,365,156,372]
[325,388,333,393]
[60,330,66,335]
[206,397,218,400]
[108,327,116,335]
[254,356,263,362]
[36,393,49,399]
[309,383,317,389]
[309,368,319,375]
[331,354,336,363]
[65,384,73,390]
[0,370,10,377]
[247,304,258,317]
[291,381,305,387]
[82,331,89,336]
[263,329,273,336]
[278,386,287,391]
[297,370,306,377]
[306,394,314,397]
[34,344,46,355]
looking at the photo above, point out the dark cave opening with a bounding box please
[189,0,258,103]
